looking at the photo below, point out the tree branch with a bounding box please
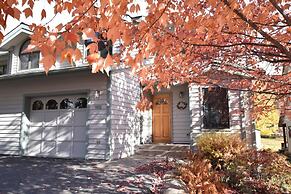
[269,0,291,26]
[222,0,291,60]
[140,0,171,41]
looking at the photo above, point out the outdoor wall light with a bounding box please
[179,91,184,98]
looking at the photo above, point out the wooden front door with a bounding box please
[153,94,171,143]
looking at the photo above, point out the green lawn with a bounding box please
[261,137,283,152]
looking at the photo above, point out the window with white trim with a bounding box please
[19,39,40,70]
[0,54,9,75]
[203,87,230,129]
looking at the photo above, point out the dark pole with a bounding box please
[282,124,287,149]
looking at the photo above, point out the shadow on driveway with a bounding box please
[0,155,162,194]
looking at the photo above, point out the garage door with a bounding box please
[26,94,88,158]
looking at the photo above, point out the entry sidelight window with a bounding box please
[202,87,230,129]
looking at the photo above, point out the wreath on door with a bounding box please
[177,101,187,110]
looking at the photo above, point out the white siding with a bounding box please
[188,86,249,145]
[9,40,87,75]
[241,90,254,145]
[10,44,19,74]
[228,90,243,132]
[0,113,22,155]
[0,71,109,159]
[171,85,191,143]
[188,84,203,145]
[140,109,152,144]
[109,69,141,159]
[86,89,109,159]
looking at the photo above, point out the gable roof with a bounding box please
[0,23,32,50]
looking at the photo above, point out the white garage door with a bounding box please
[26,94,88,158]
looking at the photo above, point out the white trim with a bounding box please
[0,23,32,50]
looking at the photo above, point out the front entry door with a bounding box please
[153,94,171,143]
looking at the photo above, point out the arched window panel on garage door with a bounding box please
[46,99,58,110]
[75,98,87,109]
[60,98,74,109]
[32,100,44,110]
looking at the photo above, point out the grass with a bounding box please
[261,137,283,152]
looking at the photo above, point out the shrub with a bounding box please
[226,149,291,193]
[178,152,232,194]
[196,133,246,169]
[180,133,291,194]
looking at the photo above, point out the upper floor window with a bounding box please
[85,32,113,58]
[0,54,8,75]
[19,40,40,70]
[203,87,230,129]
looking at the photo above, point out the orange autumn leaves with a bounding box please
[0,0,289,103]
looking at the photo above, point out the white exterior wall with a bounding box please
[188,85,247,145]
[140,109,152,144]
[0,71,109,159]
[228,90,244,133]
[283,66,291,154]
[188,84,203,145]
[171,85,191,143]
[9,40,88,75]
[0,113,22,155]
[108,69,141,159]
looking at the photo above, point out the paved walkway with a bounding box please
[0,155,184,194]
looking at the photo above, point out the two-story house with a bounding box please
[0,23,253,160]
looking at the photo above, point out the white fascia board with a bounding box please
[0,23,32,50]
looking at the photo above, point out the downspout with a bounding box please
[105,71,112,160]
[238,91,245,140]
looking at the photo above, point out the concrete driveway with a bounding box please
[0,155,168,194]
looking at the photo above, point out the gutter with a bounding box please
[0,66,95,81]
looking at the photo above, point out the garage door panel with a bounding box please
[30,112,44,123]
[43,126,57,140]
[29,126,43,140]
[72,142,87,158]
[27,140,41,156]
[74,127,87,141]
[58,127,73,141]
[74,111,87,126]
[41,141,56,156]
[28,94,88,159]
[57,141,72,158]
[29,122,43,127]
[44,111,58,126]
[59,110,74,125]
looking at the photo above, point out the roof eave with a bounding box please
[0,23,32,50]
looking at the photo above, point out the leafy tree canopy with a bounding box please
[0,0,290,113]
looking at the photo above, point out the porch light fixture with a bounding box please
[179,91,184,98]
